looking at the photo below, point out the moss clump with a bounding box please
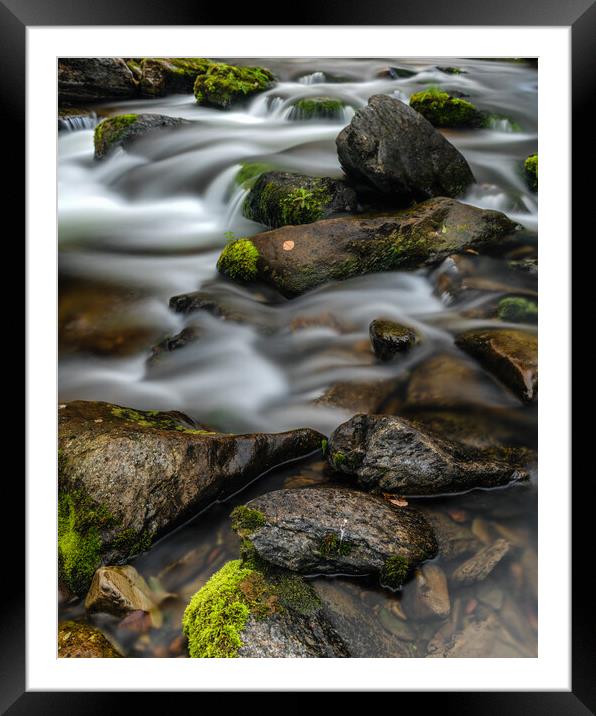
[110,527,154,556]
[58,491,114,596]
[230,505,266,536]
[331,451,346,467]
[216,239,260,282]
[409,88,482,128]
[497,297,538,324]
[524,153,538,192]
[278,186,330,225]
[94,114,138,157]
[110,406,213,434]
[289,97,345,120]
[235,162,273,189]
[379,555,410,590]
[321,438,328,455]
[193,62,275,109]
[318,532,353,557]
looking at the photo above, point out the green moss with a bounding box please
[318,532,353,557]
[58,491,114,596]
[193,62,274,109]
[289,97,345,120]
[230,505,266,535]
[235,162,273,189]
[94,114,138,157]
[278,186,330,225]
[331,451,346,467]
[216,239,260,282]
[110,406,213,434]
[524,153,538,192]
[110,527,154,556]
[321,438,328,455]
[273,573,322,615]
[409,87,482,128]
[379,555,410,590]
[497,297,538,324]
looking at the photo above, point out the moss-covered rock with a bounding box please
[243,172,358,228]
[133,57,212,96]
[216,238,260,282]
[193,62,275,109]
[58,401,324,595]
[58,621,121,658]
[524,153,538,192]
[93,113,189,159]
[497,296,538,324]
[409,87,484,128]
[369,319,419,361]
[288,97,346,120]
[182,559,348,657]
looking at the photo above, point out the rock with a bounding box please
[148,326,202,365]
[242,172,358,228]
[58,400,323,596]
[426,610,501,657]
[455,328,538,403]
[58,621,121,658]
[409,88,484,128]
[93,113,190,159]
[288,97,346,120]
[336,94,474,200]
[450,539,511,586]
[217,197,518,297]
[193,62,275,109]
[437,66,466,75]
[376,66,417,79]
[369,319,419,360]
[314,377,401,414]
[402,563,450,619]
[131,57,212,96]
[508,257,538,276]
[231,486,438,589]
[58,58,137,103]
[419,509,482,561]
[327,414,530,496]
[524,153,538,192]
[496,297,538,324]
[85,565,156,616]
[182,559,348,657]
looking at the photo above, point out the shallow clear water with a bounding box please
[58,57,537,657]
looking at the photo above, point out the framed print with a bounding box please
[11,0,589,708]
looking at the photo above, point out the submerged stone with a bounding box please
[58,621,121,658]
[327,414,531,496]
[336,94,475,200]
[369,319,419,360]
[193,62,275,109]
[402,563,451,619]
[58,401,323,595]
[243,171,358,228]
[231,487,438,589]
[93,113,190,159]
[85,565,156,616]
[450,538,511,586]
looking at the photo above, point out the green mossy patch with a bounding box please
[497,297,538,324]
[524,153,538,192]
[94,114,138,158]
[289,97,346,120]
[109,406,214,434]
[318,532,353,557]
[193,62,275,109]
[409,87,483,128]
[216,239,260,282]
[230,505,266,536]
[379,555,410,590]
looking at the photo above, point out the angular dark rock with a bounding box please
[58,58,137,104]
[336,94,475,200]
[327,414,531,496]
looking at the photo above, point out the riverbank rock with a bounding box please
[217,198,518,297]
[327,414,531,495]
[288,97,346,120]
[94,113,190,159]
[524,153,538,192]
[131,57,212,96]
[231,487,438,589]
[58,621,121,658]
[450,539,511,586]
[455,328,538,403]
[243,172,358,228]
[58,58,137,104]
[409,88,484,128]
[182,559,348,657]
[336,94,474,200]
[58,401,323,596]
[369,319,419,360]
[85,565,156,616]
[193,62,275,109]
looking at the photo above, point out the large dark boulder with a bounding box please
[217,197,518,297]
[327,414,532,496]
[231,487,438,589]
[336,94,475,200]
[58,401,323,596]
[58,58,137,104]
[94,113,190,159]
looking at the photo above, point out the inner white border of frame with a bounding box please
[27,26,569,691]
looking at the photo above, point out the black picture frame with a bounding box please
[10,0,588,708]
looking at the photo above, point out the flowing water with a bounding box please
[58,57,538,658]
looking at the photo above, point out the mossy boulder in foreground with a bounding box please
[230,486,438,590]
[327,414,532,495]
[524,153,538,192]
[193,62,275,109]
[182,559,348,657]
[58,621,121,658]
[336,94,475,201]
[409,88,484,128]
[243,171,358,228]
[58,401,323,596]
[217,197,519,297]
[93,113,190,159]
